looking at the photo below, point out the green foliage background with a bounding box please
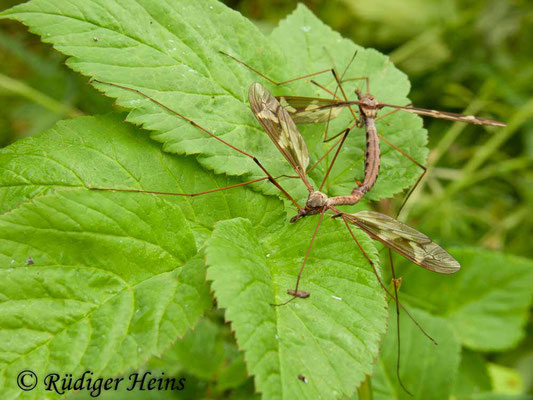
[0,0,531,399]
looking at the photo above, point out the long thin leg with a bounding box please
[321,52,361,140]
[306,133,347,175]
[272,208,326,307]
[341,76,370,94]
[389,249,413,397]
[309,80,344,101]
[340,215,437,344]
[291,208,326,296]
[220,51,335,87]
[221,50,361,132]
[90,79,301,210]
[309,78,360,141]
[90,177,270,197]
[319,129,350,191]
[323,120,358,143]
[377,133,427,217]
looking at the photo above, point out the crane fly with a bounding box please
[248,82,459,298]
[221,50,506,215]
[249,82,459,395]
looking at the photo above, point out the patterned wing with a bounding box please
[249,83,309,174]
[380,103,506,127]
[345,210,460,274]
[277,96,347,124]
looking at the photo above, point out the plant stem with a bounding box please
[0,72,82,118]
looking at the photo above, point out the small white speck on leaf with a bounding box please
[331,295,342,301]
[301,26,311,32]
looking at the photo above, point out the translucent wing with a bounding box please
[345,210,460,274]
[380,104,506,127]
[249,83,309,174]
[277,96,348,124]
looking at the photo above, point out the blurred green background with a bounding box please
[1,0,532,396]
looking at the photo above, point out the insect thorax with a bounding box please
[306,191,328,209]
[357,93,380,119]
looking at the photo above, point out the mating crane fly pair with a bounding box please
[90,52,505,394]
[91,77,464,302]
[248,82,460,303]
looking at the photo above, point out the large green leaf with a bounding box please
[0,114,284,398]
[1,0,428,204]
[0,115,390,399]
[0,113,284,242]
[206,217,388,399]
[0,187,206,399]
[453,349,492,399]
[398,247,533,351]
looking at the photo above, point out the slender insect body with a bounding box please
[361,117,380,193]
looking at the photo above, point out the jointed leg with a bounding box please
[377,132,427,218]
[272,208,326,307]
[221,50,361,138]
[388,249,413,397]
[319,129,351,191]
[220,51,336,87]
[341,76,370,94]
[340,215,437,344]
[90,79,301,210]
[90,177,270,197]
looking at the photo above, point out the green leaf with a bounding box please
[0,188,206,399]
[1,0,427,203]
[0,113,285,243]
[147,316,250,392]
[162,317,226,381]
[206,217,388,399]
[0,114,288,398]
[488,363,524,395]
[373,307,461,400]
[453,349,492,398]
[0,115,390,399]
[399,247,533,351]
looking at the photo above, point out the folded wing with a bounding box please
[249,83,310,175]
[277,96,347,124]
[345,210,460,274]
